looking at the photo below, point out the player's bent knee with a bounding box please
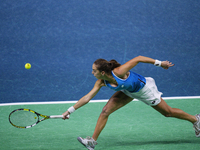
[101,107,112,117]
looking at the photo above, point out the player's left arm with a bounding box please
[113,55,174,77]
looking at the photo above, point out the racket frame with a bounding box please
[9,108,63,129]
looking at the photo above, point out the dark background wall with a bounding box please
[1,0,200,103]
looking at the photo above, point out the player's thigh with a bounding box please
[151,98,172,116]
[103,91,133,114]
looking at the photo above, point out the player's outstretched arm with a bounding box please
[62,79,105,119]
[113,56,174,77]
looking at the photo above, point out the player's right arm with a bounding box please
[62,79,105,119]
[73,79,105,109]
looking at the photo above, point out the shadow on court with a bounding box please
[104,138,200,150]
[112,139,198,145]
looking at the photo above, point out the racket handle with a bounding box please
[49,115,70,119]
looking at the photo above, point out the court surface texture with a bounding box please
[1,98,200,150]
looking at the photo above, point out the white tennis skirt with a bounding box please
[121,77,163,106]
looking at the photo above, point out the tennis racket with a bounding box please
[9,108,68,129]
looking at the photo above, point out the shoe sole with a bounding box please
[194,114,200,138]
[77,137,94,150]
[195,131,200,138]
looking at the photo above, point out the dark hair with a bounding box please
[94,59,121,74]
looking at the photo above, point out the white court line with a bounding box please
[0,96,200,106]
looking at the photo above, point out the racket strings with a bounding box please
[9,110,38,127]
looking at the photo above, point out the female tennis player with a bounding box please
[62,55,200,150]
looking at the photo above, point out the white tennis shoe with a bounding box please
[77,136,97,150]
[193,114,200,138]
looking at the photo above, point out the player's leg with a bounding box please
[92,91,133,141]
[77,91,133,149]
[152,97,197,123]
[152,97,200,137]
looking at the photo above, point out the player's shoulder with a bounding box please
[113,67,129,78]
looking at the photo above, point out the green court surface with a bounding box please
[1,98,200,150]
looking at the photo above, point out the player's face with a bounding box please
[92,64,102,79]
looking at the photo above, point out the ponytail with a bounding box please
[109,59,121,70]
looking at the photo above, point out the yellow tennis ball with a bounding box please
[25,63,31,69]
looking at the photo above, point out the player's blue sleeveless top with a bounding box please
[104,71,146,93]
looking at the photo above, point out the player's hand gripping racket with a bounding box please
[9,108,69,129]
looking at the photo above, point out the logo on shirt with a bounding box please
[121,85,124,88]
